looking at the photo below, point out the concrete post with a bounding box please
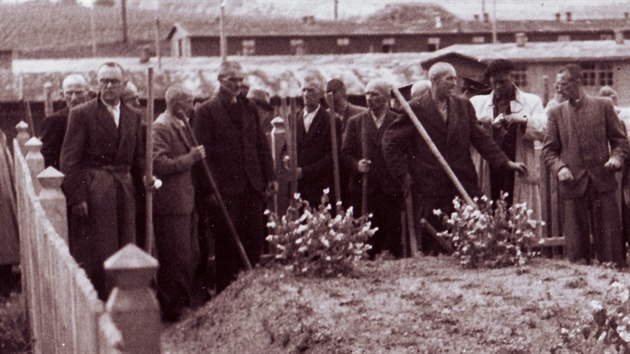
[25,137,45,195]
[104,244,160,354]
[270,116,289,215]
[15,120,30,154]
[37,167,67,243]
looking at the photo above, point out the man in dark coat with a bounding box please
[41,74,90,170]
[382,62,526,254]
[543,64,629,267]
[153,86,204,321]
[342,79,402,258]
[193,61,277,293]
[295,76,341,207]
[60,62,145,299]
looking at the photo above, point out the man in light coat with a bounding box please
[543,64,629,266]
[470,59,547,227]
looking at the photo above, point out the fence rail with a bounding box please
[13,121,160,354]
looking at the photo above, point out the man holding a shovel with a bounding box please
[383,62,527,254]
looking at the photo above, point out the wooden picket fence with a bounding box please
[13,121,160,354]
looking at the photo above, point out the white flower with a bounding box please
[320,237,330,248]
[433,209,442,216]
[323,188,330,194]
[293,193,301,199]
[590,300,604,312]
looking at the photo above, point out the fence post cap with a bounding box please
[25,137,42,149]
[15,121,29,130]
[104,244,158,289]
[37,167,64,188]
[271,116,284,126]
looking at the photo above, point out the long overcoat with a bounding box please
[60,96,144,298]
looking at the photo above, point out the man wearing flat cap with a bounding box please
[193,60,277,293]
[470,59,547,222]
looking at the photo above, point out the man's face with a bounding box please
[177,95,195,118]
[96,65,124,104]
[219,68,246,97]
[327,87,345,107]
[302,84,323,108]
[62,82,89,109]
[489,72,514,99]
[556,71,580,100]
[433,69,458,99]
[365,86,388,111]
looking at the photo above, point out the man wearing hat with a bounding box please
[470,59,547,220]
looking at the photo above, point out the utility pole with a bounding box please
[334,0,338,20]
[481,0,486,16]
[492,0,497,43]
[121,0,128,43]
[220,0,227,61]
[91,5,97,57]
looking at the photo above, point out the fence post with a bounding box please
[37,167,67,243]
[16,120,30,154]
[270,116,289,215]
[25,137,45,195]
[44,82,54,116]
[104,244,160,354]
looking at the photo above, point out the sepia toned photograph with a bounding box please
[3,0,630,352]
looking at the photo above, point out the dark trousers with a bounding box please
[213,184,264,293]
[355,190,403,258]
[563,183,625,267]
[154,212,200,319]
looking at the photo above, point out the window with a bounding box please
[337,38,350,46]
[472,36,485,44]
[382,37,395,53]
[290,39,304,55]
[600,33,614,40]
[557,35,571,41]
[242,39,255,56]
[427,37,441,51]
[511,67,528,88]
[580,63,614,87]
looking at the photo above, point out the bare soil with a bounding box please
[161,256,630,353]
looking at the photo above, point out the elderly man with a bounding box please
[470,59,547,216]
[383,62,526,254]
[41,74,91,170]
[121,81,141,108]
[60,62,145,299]
[543,64,629,266]
[153,86,204,321]
[193,60,276,293]
[326,79,366,132]
[342,79,402,258]
[294,75,341,207]
[410,80,431,101]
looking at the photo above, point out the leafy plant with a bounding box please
[0,292,31,353]
[265,189,375,277]
[435,194,543,269]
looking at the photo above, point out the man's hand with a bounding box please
[402,173,413,198]
[144,175,163,191]
[558,167,574,182]
[190,145,206,161]
[72,201,89,218]
[478,115,493,125]
[604,156,622,172]
[504,113,527,124]
[264,181,279,199]
[357,159,371,173]
[506,161,528,176]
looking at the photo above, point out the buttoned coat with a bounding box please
[543,94,628,199]
[152,113,198,215]
[193,94,275,198]
[41,107,70,170]
[382,92,509,199]
[341,109,400,197]
[60,96,145,298]
[296,107,341,206]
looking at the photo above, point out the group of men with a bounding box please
[39,57,629,322]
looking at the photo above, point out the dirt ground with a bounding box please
[161,256,630,353]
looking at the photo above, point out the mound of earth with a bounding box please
[162,256,629,353]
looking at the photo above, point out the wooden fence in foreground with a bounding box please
[13,122,160,354]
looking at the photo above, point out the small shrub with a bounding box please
[0,292,31,353]
[435,194,543,269]
[265,189,375,277]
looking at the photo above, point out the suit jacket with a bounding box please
[152,113,198,215]
[342,109,400,197]
[41,107,70,170]
[193,91,275,197]
[543,94,629,199]
[339,102,367,133]
[382,92,509,199]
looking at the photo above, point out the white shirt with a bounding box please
[370,110,385,129]
[303,105,320,133]
[102,99,121,127]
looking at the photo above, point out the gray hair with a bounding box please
[410,80,432,98]
[62,74,89,91]
[365,79,392,97]
[427,62,456,82]
[164,85,192,108]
